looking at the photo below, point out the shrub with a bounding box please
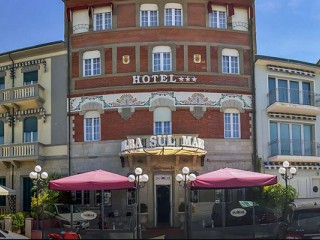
[140,203,148,213]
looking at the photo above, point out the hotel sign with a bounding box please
[132,74,197,84]
[121,135,205,151]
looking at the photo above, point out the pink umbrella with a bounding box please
[49,169,134,191]
[191,168,277,189]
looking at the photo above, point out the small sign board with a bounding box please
[239,201,258,208]
[81,211,97,220]
[230,208,246,217]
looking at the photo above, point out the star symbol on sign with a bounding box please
[185,76,190,82]
[179,76,184,82]
[192,77,197,82]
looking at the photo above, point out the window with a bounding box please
[224,109,240,139]
[140,4,158,27]
[84,111,100,141]
[24,71,38,85]
[127,189,136,206]
[153,107,172,134]
[164,3,182,26]
[73,190,90,205]
[83,51,101,77]
[0,178,5,207]
[268,77,312,106]
[93,7,112,31]
[0,77,4,90]
[209,5,227,29]
[23,117,38,142]
[269,121,313,157]
[95,190,112,206]
[0,121,3,144]
[222,49,239,74]
[152,46,172,72]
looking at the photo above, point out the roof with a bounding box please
[255,54,320,68]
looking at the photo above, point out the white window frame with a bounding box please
[83,51,101,77]
[93,6,112,31]
[209,5,227,29]
[152,46,172,72]
[224,109,240,139]
[84,111,101,141]
[164,3,183,26]
[153,107,172,134]
[140,4,159,27]
[222,49,239,74]
[23,117,38,143]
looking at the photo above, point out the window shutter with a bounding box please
[0,121,3,136]
[24,71,38,83]
[24,117,37,132]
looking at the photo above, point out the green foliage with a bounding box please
[178,202,185,212]
[7,212,28,229]
[30,172,63,219]
[140,203,148,213]
[259,183,298,217]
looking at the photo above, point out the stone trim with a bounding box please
[149,97,176,111]
[80,102,104,115]
[220,99,244,112]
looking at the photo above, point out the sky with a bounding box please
[0,0,319,64]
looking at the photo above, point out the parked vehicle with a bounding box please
[278,198,320,239]
[48,221,86,239]
[0,229,28,239]
[54,204,89,229]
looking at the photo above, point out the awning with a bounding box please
[120,147,207,157]
[0,185,16,196]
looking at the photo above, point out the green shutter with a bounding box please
[24,71,38,83]
[24,117,37,132]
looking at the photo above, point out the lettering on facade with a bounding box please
[121,135,205,151]
[132,74,197,84]
[0,58,46,71]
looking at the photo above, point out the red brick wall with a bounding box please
[140,46,148,72]
[73,114,84,142]
[73,109,251,142]
[117,3,136,28]
[188,46,207,72]
[243,49,252,75]
[210,46,218,73]
[72,52,79,78]
[117,46,136,73]
[188,3,206,27]
[105,48,112,74]
[176,45,184,72]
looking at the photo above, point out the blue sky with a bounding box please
[0,0,319,64]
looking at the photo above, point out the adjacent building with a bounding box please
[255,55,320,198]
[63,0,256,228]
[0,42,68,213]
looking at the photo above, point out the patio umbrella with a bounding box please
[49,169,134,191]
[191,168,277,189]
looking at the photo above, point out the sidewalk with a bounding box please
[142,227,184,239]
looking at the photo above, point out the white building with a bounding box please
[255,55,320,198]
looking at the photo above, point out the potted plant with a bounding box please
[139,203,148,227]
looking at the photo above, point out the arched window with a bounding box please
[164,3,182,26]
[140,4,158,27]
[222,48,239,74]
[24,117,38,142]
[224,108,240,139]
[152,46,172,72]
[153,107,172,134]
[83,50,101,77]
[84,111,100,141]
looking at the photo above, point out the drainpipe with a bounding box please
[62,0,72,176]
[250,4,257,172]
[8,53,15,144]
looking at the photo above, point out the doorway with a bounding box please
[156,185,170,227]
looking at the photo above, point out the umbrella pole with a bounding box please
[101,190,105,230]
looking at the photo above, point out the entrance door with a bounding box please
[156,185,170,227]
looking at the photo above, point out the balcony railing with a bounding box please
[267,88,320,107]
[268,138,319,157]
[0,142,42,159]
[0,84,44,104]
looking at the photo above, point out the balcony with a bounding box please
[267,88,320,115]
[0,142,43,162]
[268,138,320,163]
[0,84,45,113]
